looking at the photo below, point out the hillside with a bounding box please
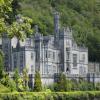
[19,0,100,62]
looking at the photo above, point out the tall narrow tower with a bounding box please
[54,12,60,46]
[54,12,60,34]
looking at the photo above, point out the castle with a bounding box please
[0,13,88,85]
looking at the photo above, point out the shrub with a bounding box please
[0,91,99,100]
[95,83,100,90]
[78,79,94,91]
[0,73,16,92]
[54,73,72,92]
[22,68,29,91]
[33,71,42,92]
[13,68,20,91]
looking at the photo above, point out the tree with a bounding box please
[0,0,12,16]
[34,71,42,92]
[0,0,12,34]
[13,68,20,90]
[17,77,24,92]
[0,50,4,79]
[11,0,21,16]
[54,73,72,92]
[7,15,33,40]
[56,73,67,91]
[22,67,29,91]
[0,0,33,40]
[13,68,24,92]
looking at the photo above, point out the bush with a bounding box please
[0,74,16,92]
[0,91,100,100]
[95,83,100,90]
[33,71,42,92]
[54,73,72,92]
[78,79,94,91]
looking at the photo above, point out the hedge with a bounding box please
[0,91,100,100]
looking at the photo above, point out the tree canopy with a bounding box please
[0,0,33,40]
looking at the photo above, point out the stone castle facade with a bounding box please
[0,13,88,85]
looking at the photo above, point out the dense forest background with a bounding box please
[14,0,100,62]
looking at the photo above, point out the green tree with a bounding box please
[4,0,21,24]
[13,68,20,90]
[0,0,33,40]
[13,68,25,92]
[17,77,24,92]
[22,67,29,91]
[0,0,12,33]
[7,15,33,40]
[0,50,4,79]
[54,73,72,92]
[34,71,42,92]
[11,0,21,16]
[56,73,67,92]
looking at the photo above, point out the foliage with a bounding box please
[13,68,20,90]
[34,71,42,92]
[42,85,52,92]
[78,79,95,91]
[0,0,12,34]
[17,77,24,92]
[20,0,100,62]
[13,68,25,92]
[1,0,100,61]
[54,73,72,92]
[52,74,96,92]
[22,67,29,91]
[0,0,33,40]
[0,83,10,93]
[0,91,100,100]
[0,0,12,17]
[0,73,16,92]
[6,0,21,24]
[7,15,33,40]
[95,82,100,90]
[0,50,4,79]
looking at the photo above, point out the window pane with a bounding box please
[73,54,77,67]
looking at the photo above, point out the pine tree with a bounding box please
[57,73,67,91]
[13,68,20,90]
[0,50,4,80]
[55,73,72,92]
[34,71,42,92]
[22,67,29,91]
